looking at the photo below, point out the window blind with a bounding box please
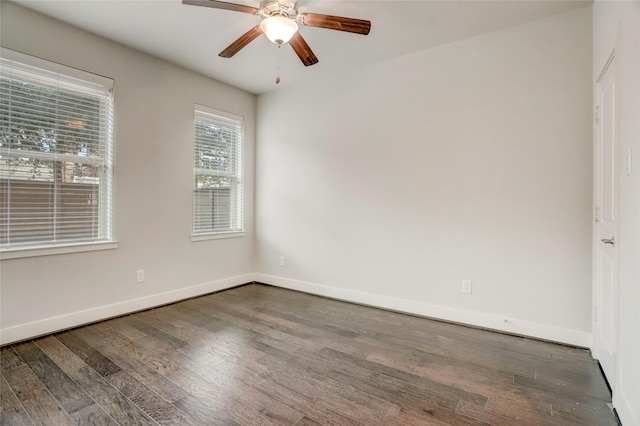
[193,106,243,235]
[0,48,114,249]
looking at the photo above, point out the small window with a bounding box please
[0,49,115,253]
[193,106,244,238]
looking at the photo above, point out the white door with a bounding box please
[594,55,619,385]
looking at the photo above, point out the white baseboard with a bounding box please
[0,273,256,346]
[614,387,639,426]
[1,273,591,348]
[255,273,591,348]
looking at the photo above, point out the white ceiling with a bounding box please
[12,0,591,94]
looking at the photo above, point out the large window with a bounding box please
[0,49,114,254]
[193,106,244,238]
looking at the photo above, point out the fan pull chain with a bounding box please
[275,45,281,84]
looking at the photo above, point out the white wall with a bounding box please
[593,2,640,425]
[0,2,256,344]
[255,7,593,346]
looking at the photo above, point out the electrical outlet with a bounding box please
[279,256,286,267]
[137,269,145,283]
[461,280,472,294]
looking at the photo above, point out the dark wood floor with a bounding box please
[1,283,616,425]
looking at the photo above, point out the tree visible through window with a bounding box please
[0,49,114,250]
[193,106,243,235]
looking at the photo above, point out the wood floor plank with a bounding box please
[100,319,220,372]
[55,327,189,404]
[117,315,189,350]
[137,310,266,364]
[2,365,75,426]
[172,393,241,425]
[38,337,187,410]
[514,372,612,405]
[260,349,474,426]
[260,350,487,426]
[72,324,200,395]
[106,370,199,425]
[484,390,568,425]
[1,373,34,426]
[246,366,363,426]
[502,378,618,426]
[319,346,489,407]
[122,323,309,426]
[78,321,298,425]
[0,347,24,371]
[55,330,121,377]
[35,336,91,373]
[70,403,119,426]
[366,344,518,393]
[455,400,539,426]
[172,373,293,426]
[208,295,373,358]
[222,376,306,425]
[184,297,327,354]
[167,303,229,332]
[294,417,323,426]
[73,365,158,426]
[34,335,156,425]
[546,399,617,426]
[367,346,609,426]
[258,352,402,423]
[13,341,94,414]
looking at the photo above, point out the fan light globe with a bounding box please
[260,15,298,45]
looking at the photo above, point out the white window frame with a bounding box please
[0,48,117,259]
[192,105,245,241]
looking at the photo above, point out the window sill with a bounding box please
[0,241,119,260]
[191,231,246,242]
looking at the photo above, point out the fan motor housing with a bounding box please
[260,0,297,18]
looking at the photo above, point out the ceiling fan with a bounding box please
[183,0,371,66]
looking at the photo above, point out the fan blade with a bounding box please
[182,0,259,15]
[289,32,319,66]
[298,13,371,35]
[219,26,263,58]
